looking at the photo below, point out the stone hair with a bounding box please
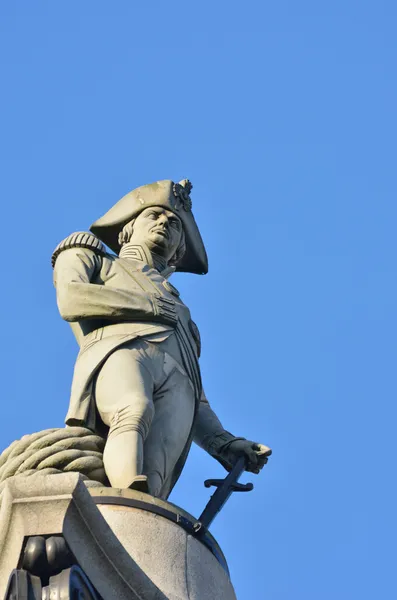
[118,218,186,266]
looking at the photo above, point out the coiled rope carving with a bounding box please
[0,427,108,493]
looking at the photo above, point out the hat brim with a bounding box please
[90,182,208,274]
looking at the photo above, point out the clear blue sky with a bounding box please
[0,2,396,598]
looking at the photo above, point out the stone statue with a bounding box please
[52,179,272,499]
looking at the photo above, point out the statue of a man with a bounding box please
[52,179,271,498]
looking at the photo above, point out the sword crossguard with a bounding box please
[204,478,253,492]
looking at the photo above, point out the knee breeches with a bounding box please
[94,338,196,497]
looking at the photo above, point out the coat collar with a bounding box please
[118,243,175,280]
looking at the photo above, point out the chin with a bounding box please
[148,233,165,245]
[148,239,168,254]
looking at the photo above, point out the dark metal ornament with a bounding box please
[42,566,101,600]
[46,537,75,574]
[21,536,74,581]
[22,537,47,580]
[172,180,193,212]
[3,570,41,600]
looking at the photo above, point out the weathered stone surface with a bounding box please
[0,473,162,598]
[0,473,236,599]
[91,487,236,599]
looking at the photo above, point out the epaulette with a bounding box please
[51,231,107,268]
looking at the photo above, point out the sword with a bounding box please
[194,456,253,535]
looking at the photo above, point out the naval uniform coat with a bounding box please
[53,236,234,495]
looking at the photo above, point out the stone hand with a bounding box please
[227,440,272,474]
[151,293,178,327]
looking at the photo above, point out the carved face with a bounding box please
[129,206,183,260]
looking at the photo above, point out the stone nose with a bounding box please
[157,214,169,227]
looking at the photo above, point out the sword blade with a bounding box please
[197,456,248,532]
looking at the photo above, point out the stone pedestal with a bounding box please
[0,474,237,599]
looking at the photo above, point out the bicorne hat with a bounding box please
[90,179,208,275]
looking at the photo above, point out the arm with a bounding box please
[193,389,240,469]
[194,389,272,473]
[53,247,177,325]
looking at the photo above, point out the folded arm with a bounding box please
[53,247,177,325]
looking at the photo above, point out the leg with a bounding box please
[143,353,196,498]
[94,340,156,488]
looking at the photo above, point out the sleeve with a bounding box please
[53,247,159,323]
[193,388,245,471]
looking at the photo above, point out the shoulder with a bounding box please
[51,232,107,268]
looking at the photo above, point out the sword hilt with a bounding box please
[204,478,253,492]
